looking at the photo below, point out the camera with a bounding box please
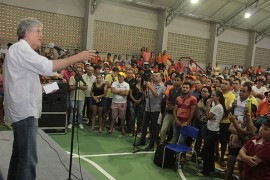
[142,62,152,82]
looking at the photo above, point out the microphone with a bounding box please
[70,65,87,86]
[48,43,66,54]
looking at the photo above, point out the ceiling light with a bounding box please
[244,12,251,18]
[191,0,199,4]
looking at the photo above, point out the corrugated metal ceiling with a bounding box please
[110,0,270,35]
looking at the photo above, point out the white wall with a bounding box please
[257,38,270,49]
[0,0,85,17]
[169,17,210,39]
[1,0,270,51]
[219,28,249,45]
[95,1,158,30]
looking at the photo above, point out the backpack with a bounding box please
[154,144,175,168]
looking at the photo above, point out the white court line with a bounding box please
[80,156,116,180]
[178,169,187,180]
[80,151,154,158]
[68,152,116,180]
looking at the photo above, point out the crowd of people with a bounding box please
[32,45,270,179]
[1,39,270,179]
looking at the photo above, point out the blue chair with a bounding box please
[162,125,199,170]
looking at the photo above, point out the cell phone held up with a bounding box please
[246,99,252,113]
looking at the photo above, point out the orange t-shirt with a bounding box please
[257,100,269,116]
[92,55,101,64]
[162,55,171,65]
[156,56,162,64]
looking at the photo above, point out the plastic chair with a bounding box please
[162,125,199,170]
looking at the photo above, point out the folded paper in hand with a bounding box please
[43,82,59,94]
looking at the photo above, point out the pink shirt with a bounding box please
[176,62,184,73]
[61,70,75,94]
[142,51,151,62]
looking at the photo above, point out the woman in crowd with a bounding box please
[194,86,212,157]
[222,66,229,79]
[129,72,146,136]
[90,74,107,132]
[46,48,56,60]
[198,90,226,177]
[205,78,213,87]
[149,51,155,66]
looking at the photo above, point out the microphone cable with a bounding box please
[76,123,84,180]
[38,131,82,180]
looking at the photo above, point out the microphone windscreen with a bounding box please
[48,43,54,48]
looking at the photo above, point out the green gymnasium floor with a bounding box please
[49,128,225,180]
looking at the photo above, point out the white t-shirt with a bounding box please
[207,104,224,131]
[252,85,267,95]
[111,81,130,103]
[83,74,96,97]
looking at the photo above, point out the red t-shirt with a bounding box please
[175,94,197,122]
[242,136,270,180]
[256,68,263,75]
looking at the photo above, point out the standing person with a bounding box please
[103,53,113,67]
[129,73,146,136]
[238,117,270,180]
[109,72,130,134]
[161,50,171,68]
[193,86,212,157]
[142,47,151,62]
[217,79,235,167]
[83,65,96,125]
[172,82,197,164]
[4,17,96,180]
[136,72,166,150]
[225,83,254,179]
[124,68,136,133]
[252,79,268,103]
[206,63,212,76]
[102,67,119,128]
[176,58,184,74]
[213,62,220,76]
[90,74,107,132]
[160,74,183,144]
[232,78,241,99]
[155,51,162,67]
[68,64,87,129]
[60,66,75,121]
[197,90,225,177]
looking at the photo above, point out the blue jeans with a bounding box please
[8,117,38,180]
[69,100,85,125]
[173,124,190,145]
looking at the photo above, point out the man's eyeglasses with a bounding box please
[32,29,42,34]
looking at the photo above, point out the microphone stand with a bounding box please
[67,65,86,180]
[132,86,151,153]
